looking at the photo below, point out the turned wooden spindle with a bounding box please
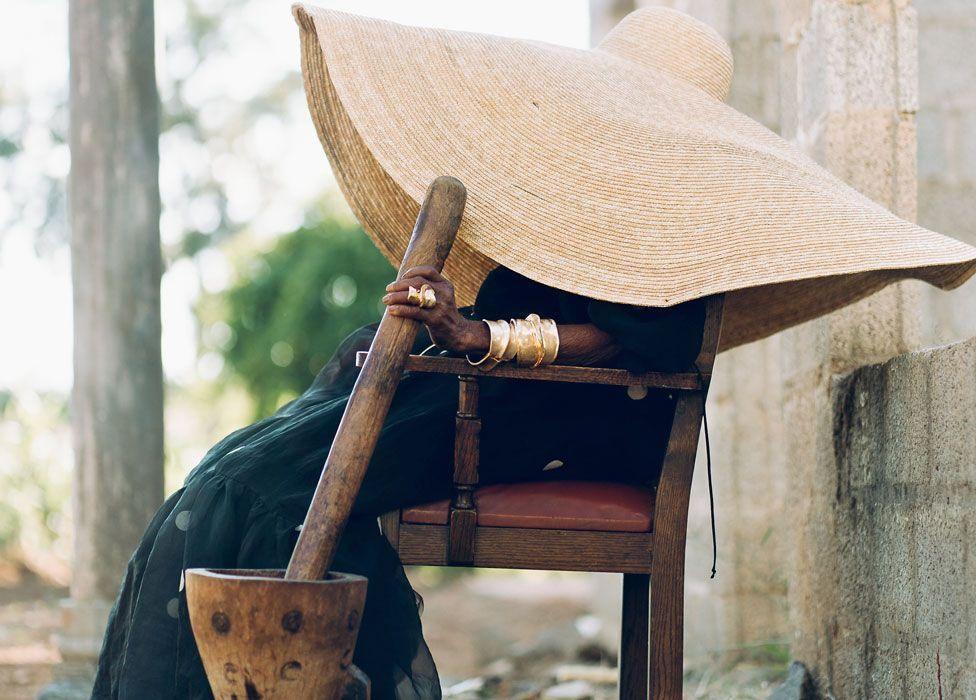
[447,375,480,563]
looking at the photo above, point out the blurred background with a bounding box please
[3,0,975,698]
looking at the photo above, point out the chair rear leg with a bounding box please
[649,535,686,699]
[619,573,650,699]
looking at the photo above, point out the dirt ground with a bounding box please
[0,566,785,699]
[0,567,62,700]
[414,568,786,699]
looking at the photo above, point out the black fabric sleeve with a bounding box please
[473,266,565,320]
[473,266,706,373]
[587,297,706,373]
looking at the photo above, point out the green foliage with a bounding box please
[0,390,72,568]
[0,137,19,158]
[735,641,792,667]
[209,218,393,416]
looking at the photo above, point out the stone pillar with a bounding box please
[688,0,792,666]
[916,0,976,343]
[47,1,165,696]
[590,0,794,664]
[638,0,793,665]
[778,1,925,695]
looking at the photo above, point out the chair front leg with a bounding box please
[620,572,650,699]
[649,392,703,699]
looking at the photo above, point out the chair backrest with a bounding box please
[694,293,726,375]
[363,293,727,563]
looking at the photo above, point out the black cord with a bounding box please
[703,396,717,579]
[695,366,717,579]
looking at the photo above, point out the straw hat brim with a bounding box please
[293,4,976,350]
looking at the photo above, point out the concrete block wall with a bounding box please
[779,0,923,376]
[916,0,976,343]
[776,2,976,696]
[823,336,976,697]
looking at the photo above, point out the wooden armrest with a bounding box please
[354,351,704,390]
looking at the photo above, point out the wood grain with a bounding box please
[620,573,651,699]
[694,295,726,370]
[397,524,655,574]
[355,352,705,389]
[379,511,400,550]
[186,568,368,698]
[286,176,466,580]
[648,294,725,699]
[648,394,703,699]
[448,376,480,564]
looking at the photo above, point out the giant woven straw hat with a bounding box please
[293,4,976,350]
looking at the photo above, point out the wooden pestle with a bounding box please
[285,176,466,581]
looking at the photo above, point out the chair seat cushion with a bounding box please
[401,481,654,533]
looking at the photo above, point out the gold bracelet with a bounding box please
[466,320,495,367]
[486,319,512,361]
[481,319,513,371]
[466,319,513,370]
[514,316,546,367]
[498,321,518,362]
[540,318,559,365]
[467,316,556,369]
[527,314,548,368]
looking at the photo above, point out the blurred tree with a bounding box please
[207,218,394,417]
[0,0,302,260]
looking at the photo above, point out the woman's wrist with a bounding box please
[455,318,490,354]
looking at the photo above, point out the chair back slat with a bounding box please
[447,376,480,563]
[694,294,726,373]
[355,351,704,390]
[382,294,728,569]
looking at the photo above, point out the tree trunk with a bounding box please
[61,0,162,681]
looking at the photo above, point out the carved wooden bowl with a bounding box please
[186,568,368,699]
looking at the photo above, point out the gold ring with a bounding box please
[419,284,437,309]
[406,286,423,306]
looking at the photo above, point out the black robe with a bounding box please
[92,267,705,699]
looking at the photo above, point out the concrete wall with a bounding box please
[778,2,976,697]
[917,0,976,343]
[823,337,976,697]
[779,1,924,692]
[589,5,976,692]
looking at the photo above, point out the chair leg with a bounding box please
[649,541,686,699]
[619,573,650,699]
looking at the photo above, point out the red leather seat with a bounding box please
[402,481,654,533]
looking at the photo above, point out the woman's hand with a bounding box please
[382,266,489,354]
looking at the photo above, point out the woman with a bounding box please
[92,264,706,699]
[95,2,976,694]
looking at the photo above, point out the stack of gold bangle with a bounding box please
[467,314,559,371]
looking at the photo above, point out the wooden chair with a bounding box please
[358,295,724,699]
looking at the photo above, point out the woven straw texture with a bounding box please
[293,4,976,350]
